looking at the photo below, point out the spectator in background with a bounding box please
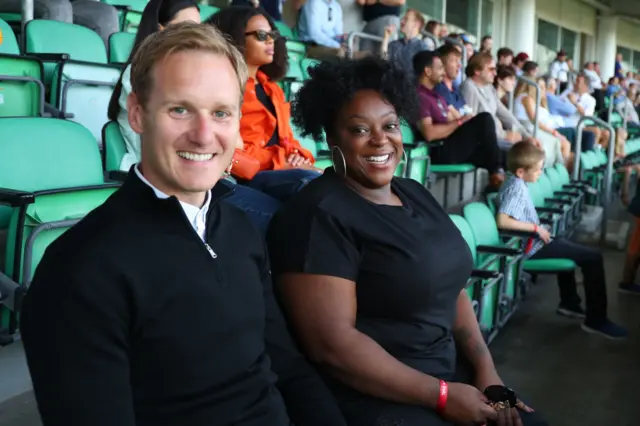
[438,22,449,38]
[513,52,528,76]
[522,60,538,79]
[480,35,492,54]
[414,51,504,189]
[513,76,570,168]
[298,0,345,59]
[583,61,604,110]
[460,52,538,151]
[544,76,597,152]
[357,0,404,53]
[459,33,474,61]
[380,8,427,78]
[435,43,467,111]
[549,50,570,92]
[615,52,624,79]
[493,64,516,107]
[497,47,514,66]
[424,19,440,50]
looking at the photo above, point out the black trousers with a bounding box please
[430,112,502,174]
[339,356,548,426]
[530,237,608,323]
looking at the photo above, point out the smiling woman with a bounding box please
[266,56,548,426]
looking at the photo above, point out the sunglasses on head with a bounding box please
[245,29,280,42]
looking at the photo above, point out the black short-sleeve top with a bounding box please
[267,168,474,382]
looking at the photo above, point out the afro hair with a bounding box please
[291,56,421,142]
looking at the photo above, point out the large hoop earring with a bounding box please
[331,145,347,178]
[402,149,408,164]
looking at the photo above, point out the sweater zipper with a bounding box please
[204,243,217,259]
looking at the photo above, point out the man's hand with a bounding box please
[383,24,396,38]
[448,105,462,121]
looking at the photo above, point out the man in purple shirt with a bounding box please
[413,50,505,189]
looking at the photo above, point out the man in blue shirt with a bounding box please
[298,0,345,59]
[434,43,468,111]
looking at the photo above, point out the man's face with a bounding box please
[594,63,601,73]
[439,24,448,38]
[128,50,241,206]
[558,54,566,63]
[479,59,497,85]
[498,54,512,66]
[425,57,445,85]
[526,66,538,77]
[400,11,418,35]
[575,76,588,93]
[442,53,461,80]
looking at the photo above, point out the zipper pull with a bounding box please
[204,243,218,259]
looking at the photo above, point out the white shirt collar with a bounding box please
[134,164,211,241]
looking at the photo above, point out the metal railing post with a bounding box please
[573,115,615,243]
[508,89,515,112]
[346,32,384,59]
[515,76,541,139]
[623,99,629,129]
[607,95,614,124]
[442,37,467,83]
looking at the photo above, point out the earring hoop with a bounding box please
[331,145,347,178]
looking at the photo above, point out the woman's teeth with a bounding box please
[365,154,391,164]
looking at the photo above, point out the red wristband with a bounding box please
[524,225,538,254]
[436,380,448,415]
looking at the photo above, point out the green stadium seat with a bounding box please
[449,214,504,343]
[108,31,136,65]
[25,20,121,144]
[545,166,584,226]
[199,4,219,20]
[274,21,295,40]
[102,121,128,174]
[290,120,332,170]
[0,118,119,333]
[300,58,319,80]
[102,0,147,33]
[462,202,524,330]
[0,18,46,117]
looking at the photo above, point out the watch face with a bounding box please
[484,385,517,407]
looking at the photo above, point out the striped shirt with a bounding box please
[497,174,544,256]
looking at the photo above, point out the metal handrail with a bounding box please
[622,98,629,129]
[442,37,467,83]
[346,32,384,59]
[573,115,615,243]
[421,31,440,49]
[507,76,541,138]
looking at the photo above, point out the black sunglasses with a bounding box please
[245,30,280,42]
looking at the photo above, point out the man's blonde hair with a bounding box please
[130,21,248,109]
[506,141,545,173]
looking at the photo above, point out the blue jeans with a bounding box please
[557,127,595,152]
[245,169,321,202]
[220,180,282,236]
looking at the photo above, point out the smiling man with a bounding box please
[20,22,345,426]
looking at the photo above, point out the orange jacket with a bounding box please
[240,71,315,171]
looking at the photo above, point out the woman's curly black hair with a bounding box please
[291,56,421,142]
[206,6,288,82]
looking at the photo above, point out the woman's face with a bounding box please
[159,6,201,29]
[244,15,276,68]
[331,90,403,189]
[500,76,516,93]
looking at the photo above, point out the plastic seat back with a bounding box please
[108,32,135,64]
[102,121,128,172]
[199,5,219,20]
[102,0,147,32]
[554,163,571,185]
[285,51,305,81]
[449,214,477,300]
[50,61,121,144]
[25,20,108,86]
[0,18,44,117]
[463,202,502,248]
[536,174,554,199]
[300,58,319,80]
[527,181,545,208]
[275,21,295,39]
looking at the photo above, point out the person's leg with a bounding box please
[436,112,502,173]
[246,169,321,202]
[529,239,583,316]
[581,130,596,152]
[340,394,450,426]
[621,217,640,294]
[219,180,282,236]
[556,127,575,145]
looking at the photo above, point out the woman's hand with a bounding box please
[441,382,497,425]
[287,153,311,168]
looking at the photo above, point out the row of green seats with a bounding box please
[0,118,120,339]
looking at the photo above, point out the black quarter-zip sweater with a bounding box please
[20,172,346,426]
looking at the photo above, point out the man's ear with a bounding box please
[127,92,144,135]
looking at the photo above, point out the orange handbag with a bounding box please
[230,149,261,181]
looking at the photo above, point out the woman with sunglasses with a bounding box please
[208,7,322,202]
[107,0,282,234]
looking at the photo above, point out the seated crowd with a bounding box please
[16,1,636,426]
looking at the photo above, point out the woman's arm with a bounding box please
[521,96,557,135]
[277,273,441,408]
